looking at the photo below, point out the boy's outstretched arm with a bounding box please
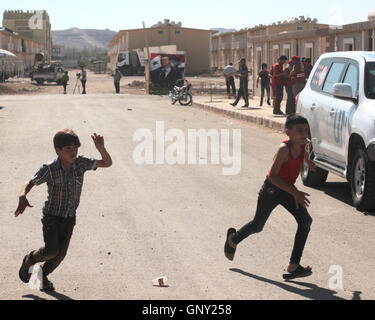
[15,180,34,217]
[92,133,113,168]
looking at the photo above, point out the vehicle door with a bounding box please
[315,60,347,161]
[327,61,359,166]
[306,58,332,157]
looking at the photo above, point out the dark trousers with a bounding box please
[30,215,76,276]
[286,86,296,115]
[62,82,67,93]
[114,82,120,93]
[232,179,312,265]
[81,80,86,94]
[260,86,270,105]
[233,79,249,106]
[273,85,284,113]
[226,77,236,95]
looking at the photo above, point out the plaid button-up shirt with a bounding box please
[31,156,97,218]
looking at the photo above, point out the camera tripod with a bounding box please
[73,77,81,94]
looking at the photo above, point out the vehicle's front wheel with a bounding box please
[350,148,375,211]
[301,161,328,187]
[36,79,44,85]
[179,93,192,106]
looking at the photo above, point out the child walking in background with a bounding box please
[257,64,271,107]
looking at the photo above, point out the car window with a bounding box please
[322,62,346,94]
[310,59,331,92]
[343,64,358,98]
[365,62,375,99]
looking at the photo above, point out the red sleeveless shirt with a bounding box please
[267,140,305,186]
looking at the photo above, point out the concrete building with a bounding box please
[2,10,51,59]
[51,44,64,61]
[0,27,46,70]
[108,20,215,75]
[211,13,375,97]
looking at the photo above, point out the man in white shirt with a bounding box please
[223,63,236,98]
[80,66,87,94]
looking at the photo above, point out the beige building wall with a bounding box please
[212,17,375,98]
[108,26,214,74]
[0,29,46,70]
[2,10,51,59]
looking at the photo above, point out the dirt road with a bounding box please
[0,93,374,300]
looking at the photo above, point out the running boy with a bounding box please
[15,129,112,291]
[224,114,316,280]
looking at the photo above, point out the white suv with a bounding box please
[297,51,375,211]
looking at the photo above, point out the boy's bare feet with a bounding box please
[283,264,313,280]
[287,264,312,273]
[228,234,237,250]
[224,228,237,261]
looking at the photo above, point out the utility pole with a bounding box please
[143,21,150,95]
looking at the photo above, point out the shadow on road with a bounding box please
[31,83,59,87]
[0,106,4,110]
[22,294,46,300]
[23,290,73,301]
[313,182,375,217]
[316,182,354,208]
[230,268,350,300]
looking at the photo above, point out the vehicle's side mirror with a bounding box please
[332,83,355,100]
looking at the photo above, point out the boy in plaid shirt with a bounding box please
[15,129,112,291]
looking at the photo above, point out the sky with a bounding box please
[0,0,374,32]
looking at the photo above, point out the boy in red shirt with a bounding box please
[224,114,316,279]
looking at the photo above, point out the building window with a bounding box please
[273,45,280,63]
[158,30,164,34]
[256,47,262,74]
[297,26,303,31]
[369,36,373,52]
[305,43,314,61]
[283,44,291,59]
[344,38,354,51]
[175,29,180,34]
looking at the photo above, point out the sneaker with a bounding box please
[40,276,55,292]
[230,103,237,107]
[273,110,285,115]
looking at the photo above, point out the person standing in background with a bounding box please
[113,68,122,94]
[80,66,87,94]
[257,64,271,107]
[223,63,236,99]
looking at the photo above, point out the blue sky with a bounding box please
[1,0,374,31]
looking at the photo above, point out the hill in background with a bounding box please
[52,28,117,50]
[210,28,237,34]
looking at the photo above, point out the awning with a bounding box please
[0,49,17,58]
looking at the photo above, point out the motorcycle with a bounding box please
[169,79,193,106]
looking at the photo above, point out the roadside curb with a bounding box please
[192,101,285,133]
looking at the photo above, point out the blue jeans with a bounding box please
[232,179,312,264]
